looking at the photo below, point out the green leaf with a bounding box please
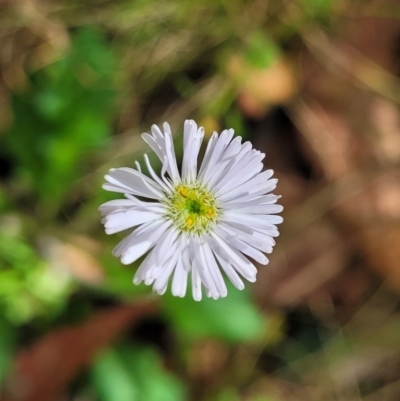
[244,32,280,69]
[162,282,265,342]
[125,347,186,401]
[91,346,186,401]
[91,348,139,401]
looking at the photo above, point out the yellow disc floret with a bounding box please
[165,183,219,233]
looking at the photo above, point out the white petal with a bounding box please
[209,231,257,281]
[222,211,283,229]
[250,225,280,239]
[163,122,180,183]
[180,233,191,272]
[171,256,188,297]
[202,137,243,188]
[152,241,179,293]
[214,147,263,194]
[141,132,164,163]
[188,234,198,266]
[230,204,284,214]
[199,129,234,182]
[144,154,172,193]
[142,123,180,183]
[220,136,243,161]
[135,161,167,199]
[133,249,154,285]
[155,282,168,295]
[196,239,220,299]
[218,222,274,253]
[142,227,177,281]
[103,209,163,234]
[156,226,180,265]
[192,264,202,301]
[98,199,136,216]
[214,225,269,265]
[203,241,227,297]
[198,132,218,177]
[151,124,164,141]
[215,158,265,198]
[231,186,278,204]
[221,194,281,209]
[104,167,164,199]
[220,177,278,203]
[210,245,245,290]
[114,220,171,265]
[182,120,204,183]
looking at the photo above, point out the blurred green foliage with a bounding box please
[163,283,265,342]
[0,223,72,324]
[245,32,281,69]
[3,28,117,217]
[91,345,186,401]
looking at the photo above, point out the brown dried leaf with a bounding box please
[227,55,297,118]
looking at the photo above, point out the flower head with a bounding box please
[99,120,283,300]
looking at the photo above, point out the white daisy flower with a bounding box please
[99,120,283,301]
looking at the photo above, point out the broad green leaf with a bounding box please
[91,346,186,401]
[91,348,139,401]
[162,282,265,342]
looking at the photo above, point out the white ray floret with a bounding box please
[99,120,283,300]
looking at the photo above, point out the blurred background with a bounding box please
[0,0,400,400]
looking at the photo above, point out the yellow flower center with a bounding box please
[165,183,219,233]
